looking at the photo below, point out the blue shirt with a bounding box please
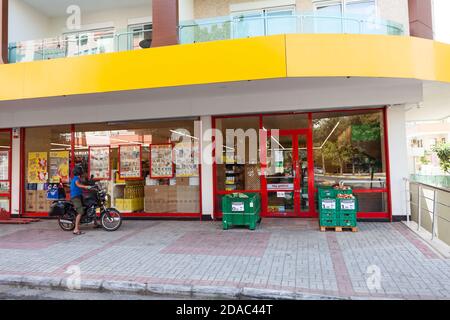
[70,176,83,199]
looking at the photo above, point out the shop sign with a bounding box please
[267,183,294,190]
[49,151,70,183]
[28,152,48,183]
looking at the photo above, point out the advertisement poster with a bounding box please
[28,152,48,183]
[174,142,199,177]
[89,146,110,180]
[119,145,142,179]
[49,151,70,183]
[0,151,8,181]
[150,144,174,178]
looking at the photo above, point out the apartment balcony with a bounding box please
[7,13,404,64]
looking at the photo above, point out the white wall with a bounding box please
[200,116,214,217]
[387,105,410,216]
[180,0,195,21]
[8,0,51,42]
[9,0,154,41]
[48,5,153,36]
[10,131,21,216]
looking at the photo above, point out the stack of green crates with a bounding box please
[222,193,261,230]
[318,187,357,228]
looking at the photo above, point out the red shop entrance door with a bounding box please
[262,130,315,218]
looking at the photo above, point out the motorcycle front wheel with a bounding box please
[101,208,122,232]
[58,213,75,231]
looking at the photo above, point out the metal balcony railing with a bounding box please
[404,178,450,246]
[179,13,404,44]
[8,13,404,63]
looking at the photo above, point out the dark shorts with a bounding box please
[72,197,85,216]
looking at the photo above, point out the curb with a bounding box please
[0,275,343,300]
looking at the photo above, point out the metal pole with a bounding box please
[432,190,438,240]
[417,184,422,231]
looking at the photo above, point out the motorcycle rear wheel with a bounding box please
[58,214,75,231]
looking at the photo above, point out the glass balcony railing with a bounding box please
[7,13,404,63]
[179,14,404,44]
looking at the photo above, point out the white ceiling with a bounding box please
[405,82,450,122]
[22,0,152,17]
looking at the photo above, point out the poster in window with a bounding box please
[119,145,142,179]
[28,152,48,183]
[0,151,8,181]
[89,146,111,181]
[49,151,70,183]
[150,144,174,179]
[174,142,199,177]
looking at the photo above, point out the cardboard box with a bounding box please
[176,186,200,213]
[37,190,47,201]
[176,177,190,186]
[145,186,171,213]
[26,190,37,212]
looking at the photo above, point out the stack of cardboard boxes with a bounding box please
[26,190,51,213]
[144,177,200,213]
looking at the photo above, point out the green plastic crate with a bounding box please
[320,211,338,220]
[339,217,357,228]
[222,193,260,214]
[339,211,357,220]
[318,187,336,199]
[320,217,338,227]
[222,193,261,230]
[335,188,353,196]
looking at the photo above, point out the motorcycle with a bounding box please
[49,180,122,232]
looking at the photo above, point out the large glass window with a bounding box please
[0,131,11,213]
[313,109,388,213]
[24,126,72,213]
[74,119,200,214]
[23,119,200,215]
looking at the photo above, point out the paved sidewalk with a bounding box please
[0,219,449,300]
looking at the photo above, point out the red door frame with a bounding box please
[261,129,315,218]
[212,108,392,221]
[0,129,12,214]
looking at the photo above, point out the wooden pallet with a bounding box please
[320,226,358,232]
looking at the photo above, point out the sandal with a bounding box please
[73,231,85,235]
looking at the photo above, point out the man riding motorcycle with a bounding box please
[71,165,96,235]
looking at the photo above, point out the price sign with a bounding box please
[322,199,336,210]
[340,200,356,210]
[231,202,245,212]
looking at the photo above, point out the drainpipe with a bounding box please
[151,0,179,47]
[0,0,8,64]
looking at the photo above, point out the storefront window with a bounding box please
[215,117,261,191]
[262,114,309,130]
[313,109,387,213]
[24,126,72,213]
[74,119,200,214]
[0,131,11,213]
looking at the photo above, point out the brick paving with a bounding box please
[0,219,449,299]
